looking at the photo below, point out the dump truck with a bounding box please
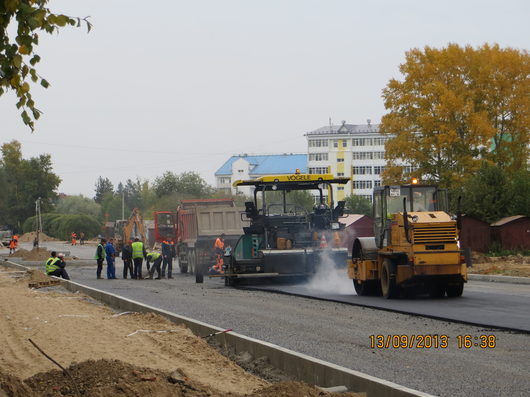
[348,183,467,298]
[154,199,246,276]
[219,172,349,286]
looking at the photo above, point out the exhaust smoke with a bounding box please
[306,250,353,295]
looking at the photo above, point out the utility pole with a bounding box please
[35,197,42,248]
[122,191,125,220]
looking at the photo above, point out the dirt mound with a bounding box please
[1,360,362,397]
[9,248,53,261]
[21,359,218,397]
[19,232,57,243]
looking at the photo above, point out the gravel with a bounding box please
[14,242,530,397]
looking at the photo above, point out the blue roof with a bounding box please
[215,154,308,176]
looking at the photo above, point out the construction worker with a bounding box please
[161,240,173,279]
[95,238,106,279]
[13,234,19,248]
[8,238,16,254]
[71,232,77,246]
[213,233,225,273]
[105,238,117,279]
[131,237,147,279]
[121,240,134,279]
[145,251,163,279]
[45,251,70,280]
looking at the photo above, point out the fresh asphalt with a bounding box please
[8,242,530,397]
[242,280,530,333]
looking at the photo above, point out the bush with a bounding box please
[23,213,102,240]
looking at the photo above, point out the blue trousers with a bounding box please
[106,257,116,279]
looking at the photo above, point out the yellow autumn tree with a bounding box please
[380,43,530,188]
[0,1,91,131]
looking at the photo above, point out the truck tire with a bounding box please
[381,259,399,299]
[187,249,195,275]
[353,280,380,296]
[428,282,446,298]
[446,280,464,297]
[195,272,204,283]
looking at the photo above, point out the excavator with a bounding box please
[114,208,146,254]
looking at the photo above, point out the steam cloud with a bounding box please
[305,250,354,295]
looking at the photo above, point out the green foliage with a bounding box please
[344,195,372,216]
[461,162,513,223]
[0,140,60,231]
[508,169,530,217]
[55,195,102,218]
[100,192,126,222]
[0,0,91,130]
[23,213,101,240]
[381,43,530,188]
[94,176,114,204]
[153,171,213,198]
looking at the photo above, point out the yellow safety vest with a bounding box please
[132,241,144,259]
[146,252,161,261]
[45,257,60,274]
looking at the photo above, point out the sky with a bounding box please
[1,0,529,197]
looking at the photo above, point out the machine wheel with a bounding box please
[180,253,188,274]
[429,282,446,298]
[224,276,238,287]
[353,280,380,296]
[188,250,196,275]
[195,272,204,283]
[380,259,399,299]
[446,281,464,297]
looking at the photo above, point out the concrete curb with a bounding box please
[468,273,530,285]
[2,259,434,397]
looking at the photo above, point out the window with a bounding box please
[373,137,387,146]
[338,187,344,191]
[308,139,329,147]
[352,166,372,175]
[353,180,373,189]
[309,167,329,174]
[337,158,344,162]
[309,153,328,161]
[373,152,385,159]
[352,152,373,160]
[333,140,338,148]
[219,177,231,184]
[337,172,344,176]
[360,195,372,202]
[374,180,381,187]
[374,166,385,175]
[342,140,347,148]
[352,138,362,146]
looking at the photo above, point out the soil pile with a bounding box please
[9,248,56,261]
[470,252,530,277]
[19,232,58,242]
[0,360,362,397]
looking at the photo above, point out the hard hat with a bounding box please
[57,253,65,258]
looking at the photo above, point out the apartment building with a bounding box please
[306,121,404,202]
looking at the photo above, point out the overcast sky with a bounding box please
[1,0,529,197]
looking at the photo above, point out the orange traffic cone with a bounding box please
[319,234,328,248]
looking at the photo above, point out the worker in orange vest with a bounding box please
[9,238,16,254]
[13,234,19,248]
[212,233,225,273]
[71,232,77,246]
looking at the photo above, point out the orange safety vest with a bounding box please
[9,240,16,249]
[214,238,224,250]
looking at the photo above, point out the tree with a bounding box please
[508,169,530,217]
[153,171,213,198]
[0,1,91,130]
[55,195,102,219]
[344,195,372,217]
[94,177,114,204]
[460,162,513,223]
[380,43,530,188]
[0,140,61,230]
